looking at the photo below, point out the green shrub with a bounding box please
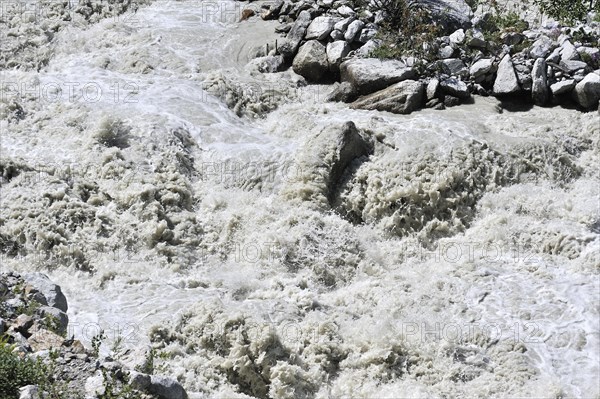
[0,336,47,399]
[534,0,596,24]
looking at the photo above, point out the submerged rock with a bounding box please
[282,122,372,207]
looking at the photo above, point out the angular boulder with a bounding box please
[292,40,329,82]
[531,58,549,105]
[493,54,520,95]
[550,79,576,96]
[340,58,416,95]
[350,80,425,114]
[416,0,472,30]
[23,273,68,312]
[344,19,364,42]
[529,35,554,59]
[326,41,350,73]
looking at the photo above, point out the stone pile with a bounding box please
[0,272,187,399]
[243,0,600,113]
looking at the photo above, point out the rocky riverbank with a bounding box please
[241,0,600,113]
[0,272,188,399]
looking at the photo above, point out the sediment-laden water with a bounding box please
[1,1,599,398]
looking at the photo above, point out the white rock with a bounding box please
[529,36,554,59]
[470,58,494,78]
[493,54,520,94]
[306,16,337,40]
[23,273,68,312]
[327,41,350,71]
[573,72,600,109]
[85,372,106,397]
[344,20,364,42]
[350,80,425,114]
[333,16,354,32]
[550,79,576,96]
[560,40,580,61]
[336,5,355,17]
[449,29,465,45]
[340,58,415,95]
[292,40,329,82]
[19,386,39,399]
[427,78,439,100]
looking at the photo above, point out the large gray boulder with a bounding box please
[531,58,549,105]
[23,273,68,312]
[350,80,425,114]
[573,72,600,109]
[148,375,188,399]
[306,16,337,40]
[340,58,416,95]
[493,54,520,95]
[292,40,329,82]
[279,10,312,60]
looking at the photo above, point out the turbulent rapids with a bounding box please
[1,0,599,398]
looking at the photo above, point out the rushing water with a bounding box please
[1,1,599,398]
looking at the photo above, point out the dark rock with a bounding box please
[440,77,470,99]
[531,58,549,105]
[440,58,468,77]
[279,10,312,61]
[443,95,461,107]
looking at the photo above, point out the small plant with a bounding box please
[0,335,48,398]
[533,0,597,24]
[110,334,126,360]
[135,347,156,375]
[99,369,142,399]
[92,330,106,357]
